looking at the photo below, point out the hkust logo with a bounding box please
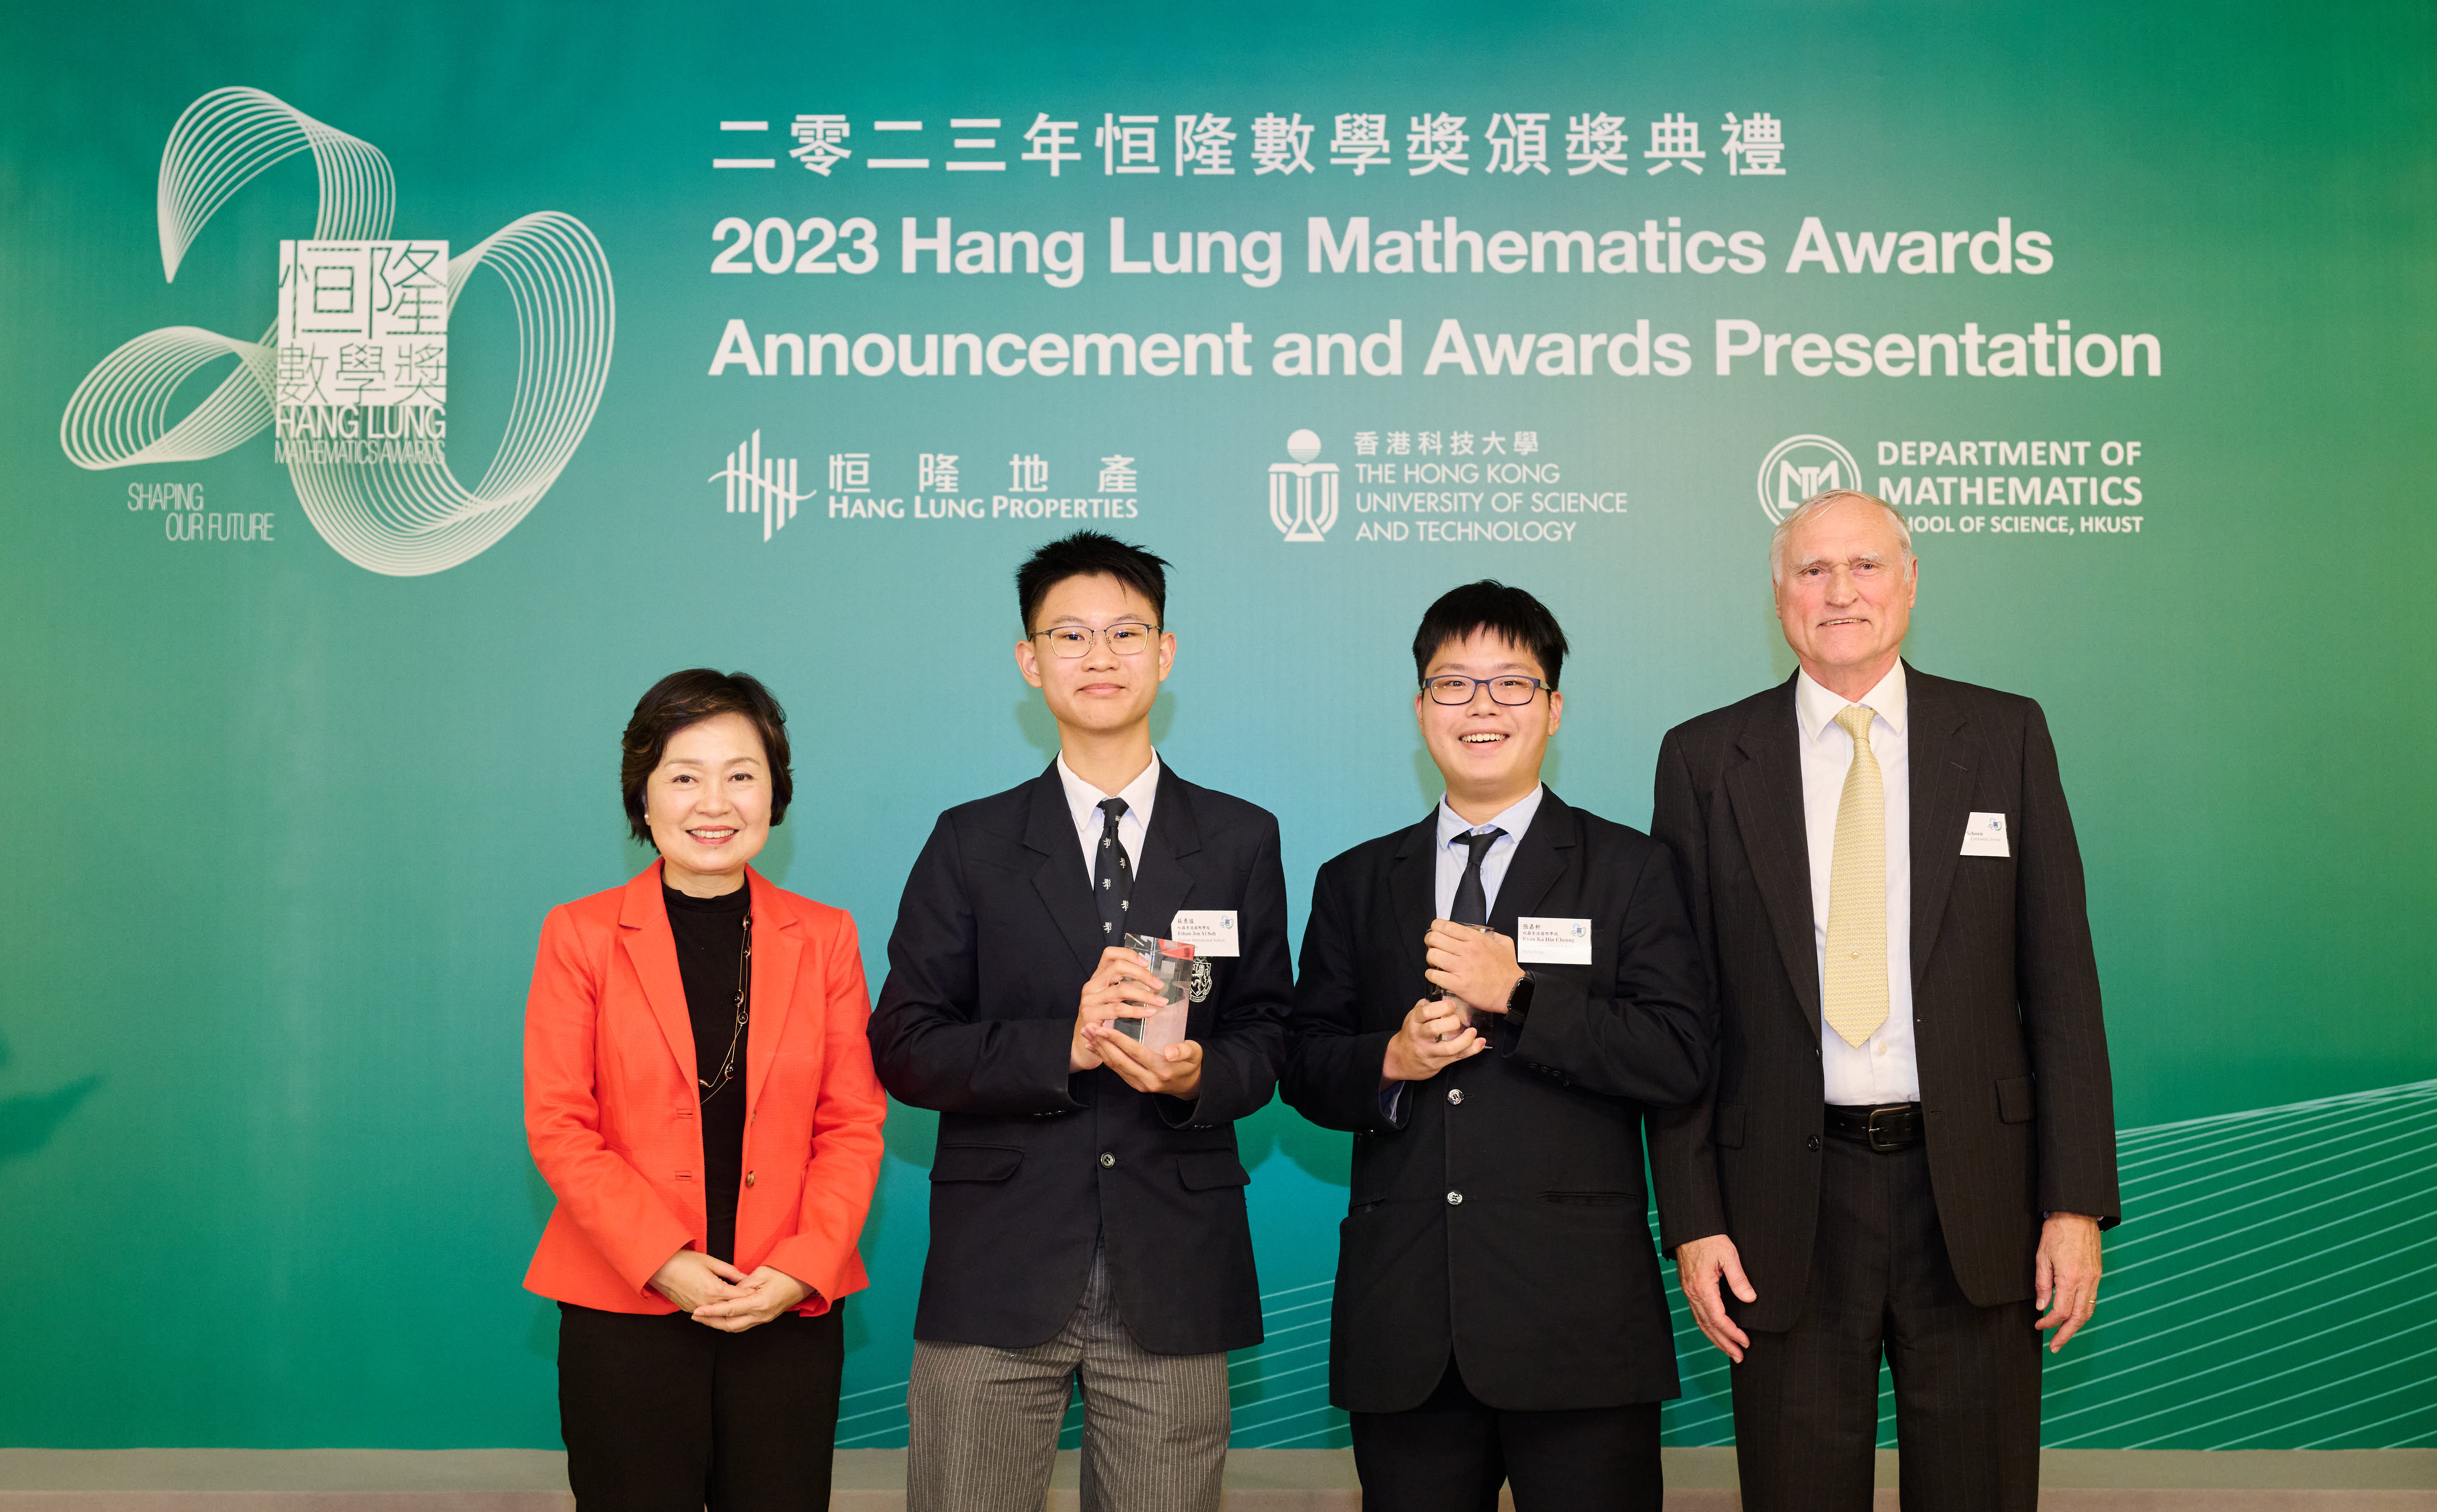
[59,88,615,576]
[1268,429,1339,543]
[1756,433,1862,524]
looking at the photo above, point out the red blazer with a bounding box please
[523,862,887,1315]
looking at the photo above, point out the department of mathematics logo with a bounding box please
[59,87,614,576]
[1268,429,1339,543]
[1756,434,1863,524]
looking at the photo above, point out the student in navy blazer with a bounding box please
[870,532,1291,1512]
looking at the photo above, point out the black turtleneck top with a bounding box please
[664,882,750,1264]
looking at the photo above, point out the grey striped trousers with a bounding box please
[906,1241,1230,1512]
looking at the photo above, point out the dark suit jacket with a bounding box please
[1283,790,1713,1413]
[869,761,1291,1355]
[1647,667,2120,1332]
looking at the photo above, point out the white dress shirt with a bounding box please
[1055,751,1160,889]
[1433,785,1545,920]
[1795,663,1919,1105]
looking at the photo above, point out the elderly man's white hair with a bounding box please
[1769,489,1915,583]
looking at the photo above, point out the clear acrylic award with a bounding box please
[1115,933,1194,1050]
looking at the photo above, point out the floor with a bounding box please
[0,1447,2432,1509]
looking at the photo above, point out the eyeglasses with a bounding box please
[1031,621,1163,658]
[1424,675,1549,706]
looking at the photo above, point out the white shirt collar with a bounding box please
[1796,660,1909,744]
[1056,750,1162,828]
[1436,784,1546,847]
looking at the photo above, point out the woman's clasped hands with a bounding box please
[649,1247,813,1333]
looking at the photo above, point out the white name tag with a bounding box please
[1168,910,1241,957]
[1515,916,1594,965]
[1961,811,2011,857]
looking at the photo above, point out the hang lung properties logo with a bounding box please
[1756,433,1863,524]
[59,88,615,576]
[709,430,815,542]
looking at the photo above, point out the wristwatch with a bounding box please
[1504,970,1537,1027]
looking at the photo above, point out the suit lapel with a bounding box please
[1905,666,1973,989]
[1487,788,1576,930]
[1123,764,1201,942]
[1389,813,1439,1000]
[617,863,699,1089]
[1023,763,1110,972]
[741,867,802,1122]
[1723,678,1825,1029]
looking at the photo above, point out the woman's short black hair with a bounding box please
[1411,581,1569,689]
[619,669,793,848]
[1015,531,1171,633]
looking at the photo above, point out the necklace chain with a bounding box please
[698,912,751,1105]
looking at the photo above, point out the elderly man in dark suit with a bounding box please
[1286,581,1713,1512]
[1649,489,2120,1512]
[870,531,1292,1512]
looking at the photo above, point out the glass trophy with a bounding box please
[1116,933,1194,1050]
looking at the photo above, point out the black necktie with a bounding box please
[1451,827,1505,926]
[1094,797,1132,944]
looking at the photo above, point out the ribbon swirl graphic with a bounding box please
[60,87,614,576]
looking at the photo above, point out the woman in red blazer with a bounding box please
[524,669,887,1511]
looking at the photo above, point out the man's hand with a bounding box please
[1072,947,1169,1072]
[1674,1234,1758,1362]
[1424,920,1524,1015]
[1087,1024,1204,1100]
[1380,997,1489,1086]
[648,1248,751,1315]
[2035,1212,2103,1353]
[692,1265,813,1333]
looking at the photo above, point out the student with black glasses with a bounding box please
[1284,581,1714,1512]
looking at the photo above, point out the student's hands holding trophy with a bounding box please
[1423,919,1524,1016]
[1073,946,1205,1097]
[1379,995,1489,1088]
[1380,920,1520,1088]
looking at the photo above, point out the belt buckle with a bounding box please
[1865,1105,1910,1151]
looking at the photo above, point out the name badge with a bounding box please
[1961,812,2011,857]
[1515,916,1594,965]
[1169,910,1241,957]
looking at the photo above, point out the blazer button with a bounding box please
[1446,1190,1464,1205]
[745,1170,756,1186]
[1100,1152,1117,1167]
[1447,1087,1465,1105]
[1805,1135,1822,1152]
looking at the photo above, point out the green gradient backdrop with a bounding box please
[1,0,2432,1452]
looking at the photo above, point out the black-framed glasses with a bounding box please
[1424,674,1549,706]
[1032,621,1163,658]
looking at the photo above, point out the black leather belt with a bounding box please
[1825,1103,1922,1151]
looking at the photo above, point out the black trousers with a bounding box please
[1731,1137,2042,1512]
[1349,1357,1663,1512]
[558,1299,845,1512]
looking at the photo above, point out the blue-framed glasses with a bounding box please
[1424,675,1550,706]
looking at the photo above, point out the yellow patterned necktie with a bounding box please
[1823,704,1889,1047]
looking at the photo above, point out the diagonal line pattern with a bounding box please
[822,1082,2437,1448]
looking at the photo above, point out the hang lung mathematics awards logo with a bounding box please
[1268,428,1339,543]
[59,87,615,576]
[1756,433,1862,524]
